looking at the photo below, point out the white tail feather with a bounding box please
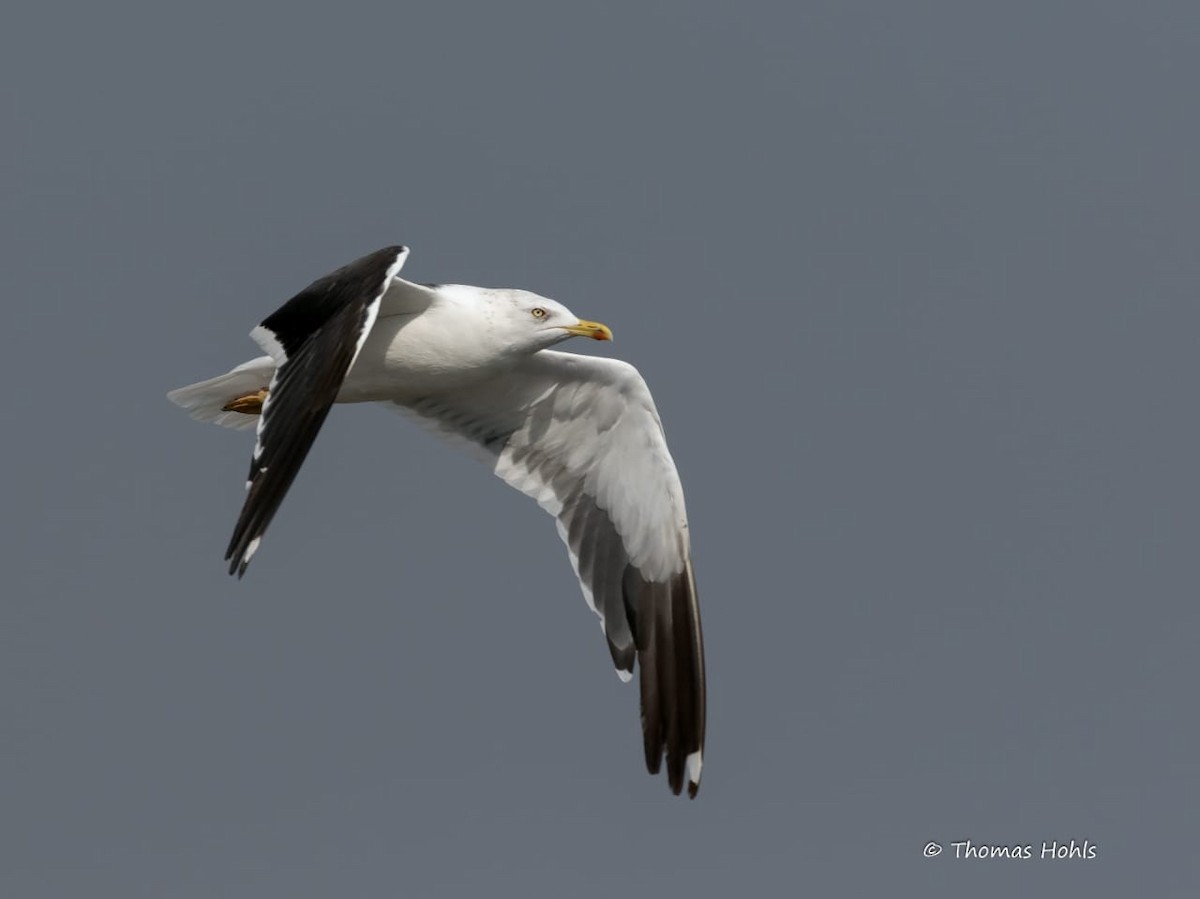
[167,356,276,431]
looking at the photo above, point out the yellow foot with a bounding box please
[222,389,269,415]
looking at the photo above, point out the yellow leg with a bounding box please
[222,388,269,415]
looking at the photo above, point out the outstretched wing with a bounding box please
[393,351,706,797]
[226,245,409,576]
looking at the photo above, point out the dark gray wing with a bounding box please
[393,350,706,797]
[226,245,409,576]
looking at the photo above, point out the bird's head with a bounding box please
[497,290,614,351]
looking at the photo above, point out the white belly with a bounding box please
[337,311,511,403]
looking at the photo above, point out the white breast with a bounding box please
[339,291,513,402]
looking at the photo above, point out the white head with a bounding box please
[479,288,614,353]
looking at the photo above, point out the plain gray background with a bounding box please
[4,1,1197,895]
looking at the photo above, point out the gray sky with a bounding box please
[4,1,1198,895]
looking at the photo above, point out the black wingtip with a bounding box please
[627,562,706,798]
[222,546,248,578]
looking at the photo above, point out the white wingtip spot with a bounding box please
[686,749,703,788]
[616,667,633,683]
[243,536,262,567]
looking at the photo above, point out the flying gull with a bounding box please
[168,246,706,797]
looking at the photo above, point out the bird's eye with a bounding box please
[530,307,547,319]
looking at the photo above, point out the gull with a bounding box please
[168,246,706,797]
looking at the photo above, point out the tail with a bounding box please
[167,356,276,431]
